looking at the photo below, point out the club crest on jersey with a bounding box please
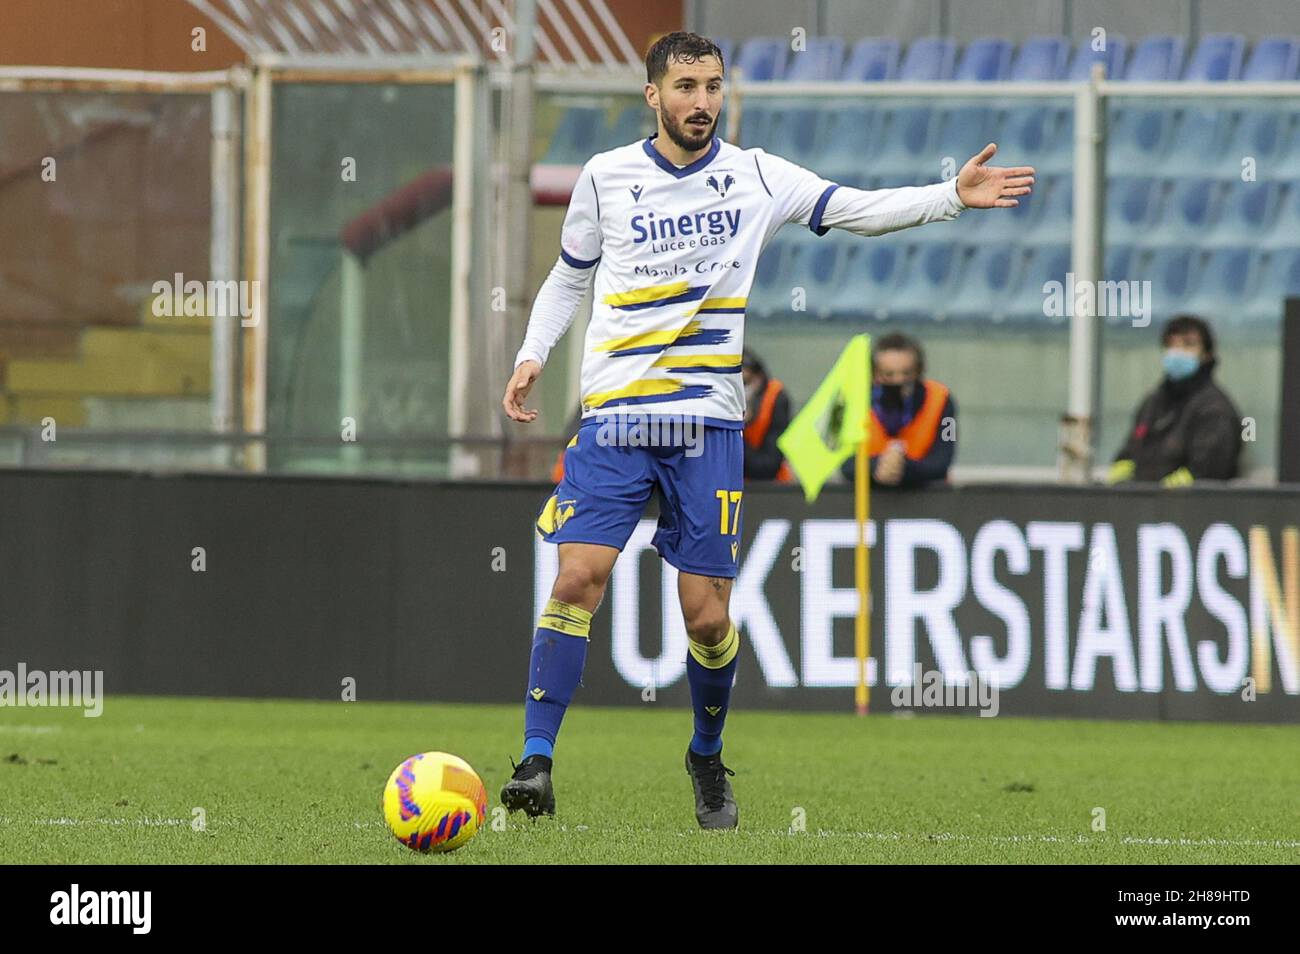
[630,184,644,202]
[705,173,735,197]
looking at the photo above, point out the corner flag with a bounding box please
[776,334,871,502]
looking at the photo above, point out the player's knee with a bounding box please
[684,609,730,646]
[551,562,608,610]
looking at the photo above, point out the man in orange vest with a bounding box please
[741,349,794,482]
[841,333,955,488]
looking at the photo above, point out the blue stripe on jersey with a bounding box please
[606,326,734,357]
[608,285,710,311]
[580,413,743,431]
[588,384,715,409]
[753,154,773,197]
[561,249,601,269]
[656,364,743,374]
[809,184,840,236]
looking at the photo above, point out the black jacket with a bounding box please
[840,382,956,488]
[744,381,792,480]
[1114,359,1242,481]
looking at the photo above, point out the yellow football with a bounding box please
[382,752,488,853]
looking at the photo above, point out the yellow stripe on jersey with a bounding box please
[592,319,702,354]
[689,297,748,315]
[582,378,685,410]
[601,280,691,309]
[651,353,743,369]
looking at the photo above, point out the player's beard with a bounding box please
[660,105,715,153]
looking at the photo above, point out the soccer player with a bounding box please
[500,31,1034,829]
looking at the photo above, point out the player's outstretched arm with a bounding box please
[502,360,542,423]
[955,142,1035,209]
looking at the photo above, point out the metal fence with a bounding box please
[1,63,1295,482]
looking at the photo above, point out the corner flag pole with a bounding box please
[854,346,872,716]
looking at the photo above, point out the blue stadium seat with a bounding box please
[953,38,1013,81]
[1140,178,1222,246]
[1105,244,1137,280]
[712,38,736,73]
[748,238,795,320]
[884,243,961,321]
[740,102,781,148]
[1106,177,1158,243]
[776,105,827,165]
[1067,35,1127,80]
[1243,248,1300,323]
[1123,36,1186,81]
[1005,244,1070,325]
[1183,34,1245,81]
[820,106,883,182]
[871,107,937,178]
[609,103,653,144]
[1162,107,1238,177]
[946,245,1023,322]
[1212,181,1284,245]
[786,38,845,81]
[1261,183,1300,247]
[1180,246,1257,320]
[735,38,788,81]
[1241,36,1300,80]
[1270,108,1300,181]
[1137,245,1196,321]
[1013,106,1072,174]
[1108,105,1176,169]
[542,106,606,164]
[842,37,900,81]
[1103,244,1138,326]
[932,107,1001,166]
[1229,106,1293,177]
[790,240,845,319]
[1010,36,1069,81]
[827,240,906,320]
[898,37,957,81]
[1027,176,1073,244]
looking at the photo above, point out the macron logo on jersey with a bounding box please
[630,208,743,245]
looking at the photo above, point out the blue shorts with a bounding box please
[535,417,744,578]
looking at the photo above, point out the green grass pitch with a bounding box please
[1,696,1296,864]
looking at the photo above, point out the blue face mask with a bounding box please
[1162,349,1200,381]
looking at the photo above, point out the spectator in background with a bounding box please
[1108,314,1242,486]
[841,333,955,488]
[741,348,793,482]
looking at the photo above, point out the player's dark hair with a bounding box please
[1161,313,1216,356]
[873,332,926,377]
[742,347,767,378]
[645,31,725,86]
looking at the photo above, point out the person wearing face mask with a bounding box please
[1108,314,1242,486]
[741,349,794,482]
[841,333,956,488]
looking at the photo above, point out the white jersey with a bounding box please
[516,133,967,428]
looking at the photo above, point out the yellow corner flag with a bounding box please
[776,334,871,502]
